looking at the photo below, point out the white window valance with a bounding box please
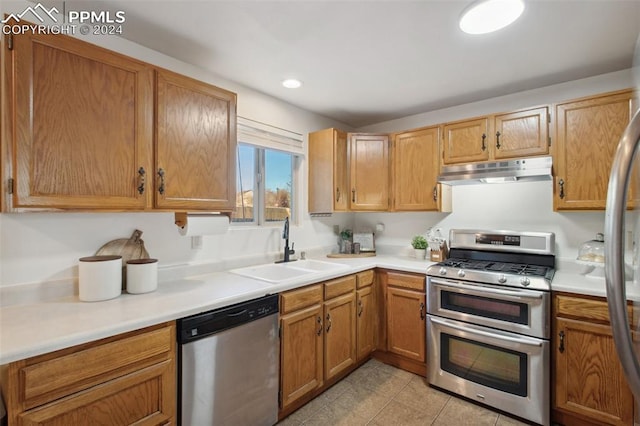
[237,117,304,156]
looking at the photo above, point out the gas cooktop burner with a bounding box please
[441,258,551,277]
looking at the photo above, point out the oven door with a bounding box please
[427,277,550,339]
[427,315,550,426]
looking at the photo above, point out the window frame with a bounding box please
[232,142,299,227]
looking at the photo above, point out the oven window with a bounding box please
[441,291,528,325]
[441,334,528,397]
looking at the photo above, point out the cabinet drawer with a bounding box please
[324,275,356,299]
[387,271,425,291]
[281,284,323,314]
[8,322,174,411]
[555,293,631,324]
[356,270,374,289]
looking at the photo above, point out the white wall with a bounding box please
[0,1,352,288]
[355,70,636,261]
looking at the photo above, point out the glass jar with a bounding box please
[577,233,605,264]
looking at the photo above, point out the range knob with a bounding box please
[439,267,447,276]
[457,270,465,278]
[498,274,507,284]
[520,277,531,287]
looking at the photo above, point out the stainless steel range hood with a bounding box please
[437,156,552,185]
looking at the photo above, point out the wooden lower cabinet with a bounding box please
[553,292,634,426]
[280,302,324,409]
[375,270,426,377]
[3,322,176,426]
[279,271,375,418]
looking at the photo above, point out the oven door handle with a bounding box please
[429,316,543,348]
[430,279,544,301]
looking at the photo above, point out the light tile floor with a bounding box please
[277,359,532,426]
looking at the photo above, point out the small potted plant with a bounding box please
[411,235,427,259]
[339,228,353,253]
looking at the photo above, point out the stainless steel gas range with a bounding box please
[426,229,555,426]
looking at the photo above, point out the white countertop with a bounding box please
[1,253,637,365]
[0,255,431,365]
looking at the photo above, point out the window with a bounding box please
[232,118,302,225]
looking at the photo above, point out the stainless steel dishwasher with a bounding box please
[178,294,280,426]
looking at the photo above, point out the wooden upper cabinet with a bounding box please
[155,69,237,211]
[442,117,490,164]
[308,128,348,214]
[5,27,154,210]
[553,90,634,210]
[493,107,549,159]
[442,106,549,165]
[392,126,440,211]
[349,133,389,211]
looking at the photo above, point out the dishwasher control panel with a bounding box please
[178,293,279,344]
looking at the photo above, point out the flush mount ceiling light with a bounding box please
[282,79,302,89]
[459,0,525,34]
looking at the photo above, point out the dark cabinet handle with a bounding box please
[419,302,425,320]
[559,179,565,199]
[316,316,322,336]
[559,330,565,353]
[137,167,146,194]
[326,313,332,333]
[433,185,438,202]
[481,134,487,151]
[336,187,341,202]
[358,299,363,317]
[496,131,501,149]
[157,168,166,195]
[352,189,356,203]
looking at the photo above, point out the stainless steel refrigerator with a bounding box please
[606,35,640,426]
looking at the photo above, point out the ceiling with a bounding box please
[42,0,640,127]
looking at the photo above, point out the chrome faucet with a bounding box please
[281,217,295,262]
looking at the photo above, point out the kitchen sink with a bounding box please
[229,259,348,284]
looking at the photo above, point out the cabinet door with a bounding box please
[356,285,375,361]
[308,128,348,213]
[280,304,323,409]
[392,127,440,211]
[349,133,389,211]
[386,286,426,362]
[554,317,633,425]
[554,90,634,210]
[442,117,490,164]
[155,69,236,211]
[7,28,153,210]
[18,360,174,426]
[324,292,357,381]
[493,106,549,159]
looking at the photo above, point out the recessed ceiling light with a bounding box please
[282,79,302,89]
[459,0,525,35]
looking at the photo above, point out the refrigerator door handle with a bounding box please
[605,108,640,399]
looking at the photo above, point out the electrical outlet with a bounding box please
[191,236,203,250]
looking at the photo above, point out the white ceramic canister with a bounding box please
[78,255,122,302]
[126,259,158,294]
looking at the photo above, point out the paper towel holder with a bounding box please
[174,212,231,229]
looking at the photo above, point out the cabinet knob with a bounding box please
[358,299,363,317]
[326,313,332,333]
[336,187,341,202]
[316,316,322,336]
[481,134,487,151]
[352,189,356,203]
[432,185,438,202]
[496,131,501,149]
[559,330,565,353]
[419,302,425,320]
[558,179,565,199]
